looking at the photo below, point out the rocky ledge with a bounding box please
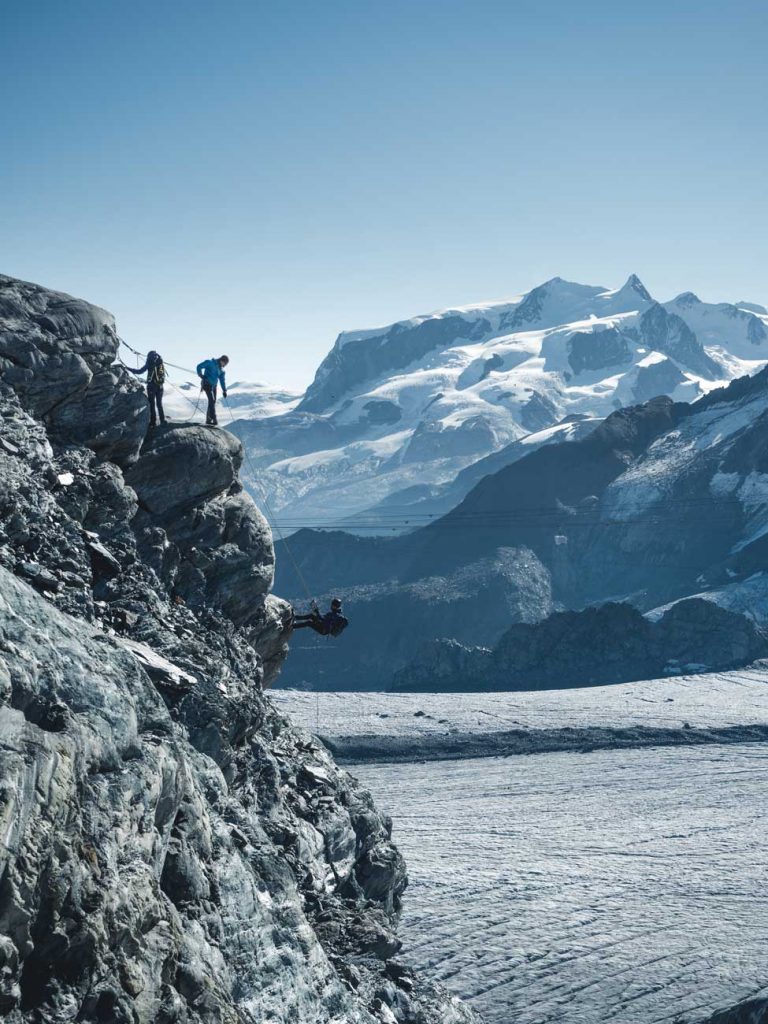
[0,275,477,1023]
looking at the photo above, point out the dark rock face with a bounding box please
[363,399,402,425]
[704,996,768,1023]
[402,414,500,463]
[748,315,767,344]
[638,303,720,380]
[568,328,631,375]
[632,357,687,404]
[393,599,768,692]
[0,274,148,465]
[126,424,244,516]
[282,548,552,690]
[519,390,559,432]
[0,276,477,1024]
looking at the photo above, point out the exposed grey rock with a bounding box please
[519,390,559,433]
[125,424,243,517]
[0,274,478,1024]
[402,415,500,463]
[46,366,149,466]
[0,274,148,465]
[632,356,687,404]
[568,327,631,375]
[392,599,768,692]
[638,302,720,379]
[165,491,274,626]
[363,399,402,425]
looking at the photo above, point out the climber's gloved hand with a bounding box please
[222,390,228,399]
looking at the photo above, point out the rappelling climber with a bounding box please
[196,355,229,426]
[126,350,167,427]
[293,598,348,637]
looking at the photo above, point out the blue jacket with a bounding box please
[197,358,227,390]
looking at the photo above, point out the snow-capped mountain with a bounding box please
[232,275,768,533]
[274,361,768,688]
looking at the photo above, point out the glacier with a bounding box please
[276,673,768,1024]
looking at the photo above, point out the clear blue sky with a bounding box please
[2,0,766,389]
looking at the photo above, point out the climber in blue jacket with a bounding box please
[196,355,229,425]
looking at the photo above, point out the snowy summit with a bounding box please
[229,274,768,532]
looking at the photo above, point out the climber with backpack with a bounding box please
[293,598,349,637]
[126,350,167,427]
[196,355,229,426]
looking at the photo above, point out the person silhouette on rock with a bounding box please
[126,350,167,427]
[196,355,229,425]
[293,598,348,637]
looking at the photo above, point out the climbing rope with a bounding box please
[117,337,315,605]
[221,394,315,605]
[118,340,206,420]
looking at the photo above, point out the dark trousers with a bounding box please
[293,613,328,635]
[202,381,217,424]
[147,382,165,425]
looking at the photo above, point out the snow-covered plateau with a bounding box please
[275,674,768,1024]
[228,275,768,532]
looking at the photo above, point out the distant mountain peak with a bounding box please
[620,274,653,301]
[672,291,702,307]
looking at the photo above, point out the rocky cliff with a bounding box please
[0,275,476,1024]
[392,599,768,692]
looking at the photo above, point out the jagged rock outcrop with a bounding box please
[392,599,768,692]
[0,276,477,1024]
[704,997,768,1023]
[0,274,148,464]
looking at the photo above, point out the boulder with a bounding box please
[0,274,119,417]
[168,491,275,624]
[125,424,243,517]
[0,331,92,417]
[248,594,293,686]
[0,273,118,367]
[46,368,148,466]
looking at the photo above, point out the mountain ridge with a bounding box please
[275,363,768,689]
[231,273,768,534]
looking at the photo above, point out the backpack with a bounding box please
[328,613,348,637]
[147,351,166,386]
